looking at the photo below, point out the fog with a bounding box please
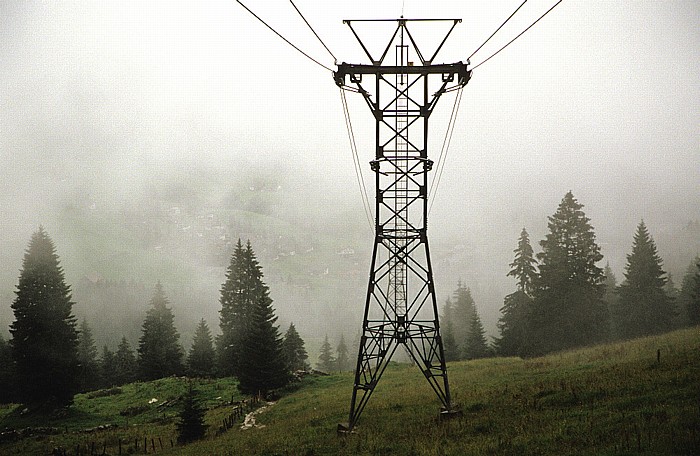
[1,1,698,352]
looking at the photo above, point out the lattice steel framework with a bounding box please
[334,18,471,432]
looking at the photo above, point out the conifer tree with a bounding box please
[441,298,458,362]
[114,337,137,386]
[497,228,537,357]
[218,240,266,377]
[281,323,309,372]
[336,334,350,372]
[10,227,80,406]
[137,283,184,380]
[232,241,289,395]
[176,384,207,444]
[463,310,489,360]
[0,335,15,403]
[451,282,477,359]
[187,319,216,378]
[689,260,700,326]
[616,221,675,338]
[528,192,608,355]
[507,228,538,295]
[678,257,700,327]
[317,335,335,372]
[77,318,100,392]
[100,346,117,388]
[603,263,620,340]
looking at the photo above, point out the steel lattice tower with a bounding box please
[334,18,471,432]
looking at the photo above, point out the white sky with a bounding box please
[1,0,698,333]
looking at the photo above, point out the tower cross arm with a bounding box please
[334,62,471,87]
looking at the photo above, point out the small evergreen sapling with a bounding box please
[176,383,207,444]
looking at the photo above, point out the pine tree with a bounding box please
[114,337,137,386]
[451,282,477,359]
[233,241,289,395]
[603,263,620,340]
[528,192,608,356]
[77,318,100,392]
[281,323,309,372]
[678,257,700,327]
[317,335,335,373]
[463,310,489,360]
[336,334,350,372]
[507,228,538,294]
[0,335,16,403]
[176,383,207,444]
[187,319,216,378]
[441,298,458,362]
[99,346,117,388]
[218,240,266,377]
[676,256,700,327]
[689,259,700,326]
[616,221,675,338]
[137,283,184,380]
[497,228,537,357]
[9,227,80,406]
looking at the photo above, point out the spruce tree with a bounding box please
[176,383,207,444]
[616,221,675,338]
[497,228,537,357]
[678,257,700,326]
[463,310,489,360]
[336,334,350,372]
[441,297,459,362]
[317,335,335,372]
[218,240,266,377]
[451,282,477,359]
[690,260,700,326]
[281,323,309,372]
[603,263,620,340]
[528,192,608,355]
[137,283,184,380]
[77,318,100,392]
[0,335,16,403]
[10,227,80,406]
[507,228,538,294]
[100,345,117,388]
[114,337,137,386]
[187,319,216,378]
[233,241,289,395]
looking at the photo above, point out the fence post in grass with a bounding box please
[656,349,661,364]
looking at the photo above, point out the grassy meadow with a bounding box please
[1,327,698,455]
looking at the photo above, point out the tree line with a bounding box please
[0,231,308,407]
[494,191,700,358]
[439,191,700,361]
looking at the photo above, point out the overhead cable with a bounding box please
[340,89,374,233]
[235,0,333,72]
[428,87,464,215]
[289,0,338,64]
[471,0,563,70]
[468,0,527,60]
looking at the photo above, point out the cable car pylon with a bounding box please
[334,17,471,433]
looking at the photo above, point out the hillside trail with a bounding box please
[240,402,275,430]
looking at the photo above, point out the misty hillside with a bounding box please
[1,327,697,455]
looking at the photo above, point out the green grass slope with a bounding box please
[1,327,698,455]
[173,327,700,456]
